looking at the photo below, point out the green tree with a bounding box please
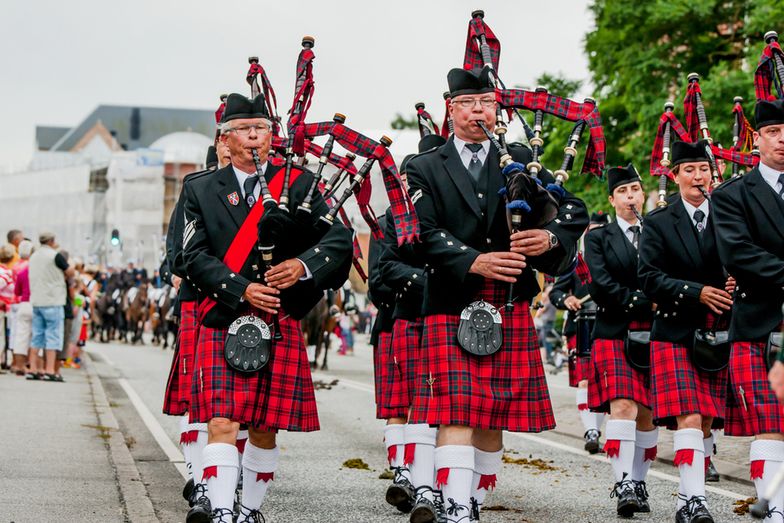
[390,113,418,130]
[584,0,784,201]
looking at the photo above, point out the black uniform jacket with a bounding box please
[182,163,353,328]
[406,136,589,316]
[377,208,427,322]
[172,169,214,303]
[712,167,784,341]
[585,221,652,340]
[550,272,590,337]
[638,199,727,344]
[368,214,395,347]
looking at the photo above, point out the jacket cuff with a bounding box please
[207,272,251,310]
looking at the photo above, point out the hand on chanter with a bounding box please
[469,252,526,283]
[265,259,306,290]
[243,283,280,315]
[510,229,551,257]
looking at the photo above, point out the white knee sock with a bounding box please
[703,433,714,472]
[189,423,208,487]
[674,428,706,510]
[576,388,597,432]
[404,424,436,489]
[631,428,658,482]
[179,415,194,480]
[240,443,279,517]
[202,443,240,513]
[384,424,405,468]
[594,412,606,432]
[435,445,475,521]
[604,419,636,483]
[472,448,503,511]
[751,440,784,522]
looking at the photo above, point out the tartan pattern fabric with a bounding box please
[575,252,591,285]
[408,280,555,432]
[755,40,784,101]
[374,331,406,419]
[246,62,280,134]
[683,80,703,142]
[441,96,451,139]
[650,341,727,426]
[389,318,424,408]
[464,14,500,72]
[650,110,690,178]
[733,103,755,152]
[189,312,319,432]
[724,341,784,437]
[587,338,650,413]
[163,301,199,416]
[495,89,605,176]
[303,121,419,245]
[416,106,440,137]
[710,143,759,167]
[566,334,592,388]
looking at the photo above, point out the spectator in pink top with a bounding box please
[0,244,16,370]
[11,240,33,374]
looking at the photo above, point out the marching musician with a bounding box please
[584,164,657,518]
[405,66,588,523]
[378,140,444,523]
[550,211,608,455]
[182,93,352,523]
[638,140,734,523]
[713,99,784,519]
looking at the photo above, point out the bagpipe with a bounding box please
[462,10,606,309]
[239,37,418,286]
[650,73,759,205]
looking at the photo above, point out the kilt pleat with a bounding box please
[408,280,555,432]
[374,331,406,419]
[387,318,423,409]
[163,301,197,416]
[650,340,727,427]
[189,312,319,432]
[724,341,784,437]
[588,338,650,412]
[566,334,592,388]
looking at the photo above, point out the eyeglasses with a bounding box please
[452,98,496,109]
[226,124,271,136]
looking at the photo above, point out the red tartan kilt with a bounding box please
[408,279,555,432]
[724,341,784,437]
[566,335,591,387]
[374,331,406,419]
[650,341,727,427]
[189,312,319,432]
[387,318,423,409]
[588,338,650,413]
[163,301,198,416]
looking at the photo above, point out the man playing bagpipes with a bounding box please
[405,66,588,523]
[584,165,658,518]
[712,99,784,521]
[182,93,353,523]
[550,211,608,455]
[377,139,445,523]
[638,140,735,523]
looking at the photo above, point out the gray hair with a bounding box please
[17,239,34,259]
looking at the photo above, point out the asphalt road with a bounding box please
[86,333,757,523]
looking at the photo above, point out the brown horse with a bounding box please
[125,283,149,344]
[301,292,343,370]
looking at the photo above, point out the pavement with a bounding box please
[0,334,762,522]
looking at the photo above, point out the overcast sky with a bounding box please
[0,0,593,168]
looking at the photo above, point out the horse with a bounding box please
[94,275,124,342]
[124,282,149,344]
[149,285,177,349]
[301,290,344,371]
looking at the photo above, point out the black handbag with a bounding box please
[457,300,503,356]
[624,330,651,372]
[691,329,731,372]
[766,332,783,371]
[224,315,272,373]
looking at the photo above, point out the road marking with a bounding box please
[319,370,749,501]
[116,377,188,479]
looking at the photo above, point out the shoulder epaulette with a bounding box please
[712,174,743,193]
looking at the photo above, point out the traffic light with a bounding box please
[111,229,120,246]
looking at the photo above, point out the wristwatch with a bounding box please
[546,230,559,250]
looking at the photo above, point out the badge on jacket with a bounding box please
[227,192,240,206]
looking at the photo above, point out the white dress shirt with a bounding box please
[453,136,490,170]
[759,161,784,197]
[681,197,710,228]
[615,214,641,245]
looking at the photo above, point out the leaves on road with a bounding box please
[503,454,561,473]
[342,458,370,470]
[733,497,757,515]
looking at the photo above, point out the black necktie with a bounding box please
[243,175,258,208]
[693,209,706,234]
[778,173,784,199]
[466,143,484,181]
[628,225,640,250]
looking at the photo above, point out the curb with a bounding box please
[84,352,159,522]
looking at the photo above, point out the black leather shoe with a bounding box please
[182,477,195,504]
[584,429,601,454]
[705,460,720,482]
[633,480,650,513]
[611,479,640,518]
[386,467,415,513]
[410,487,446,523]
[675,504,691,523]
[185,484,211,523]
[687,496,714,523]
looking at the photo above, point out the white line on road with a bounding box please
[321,371,749,501]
